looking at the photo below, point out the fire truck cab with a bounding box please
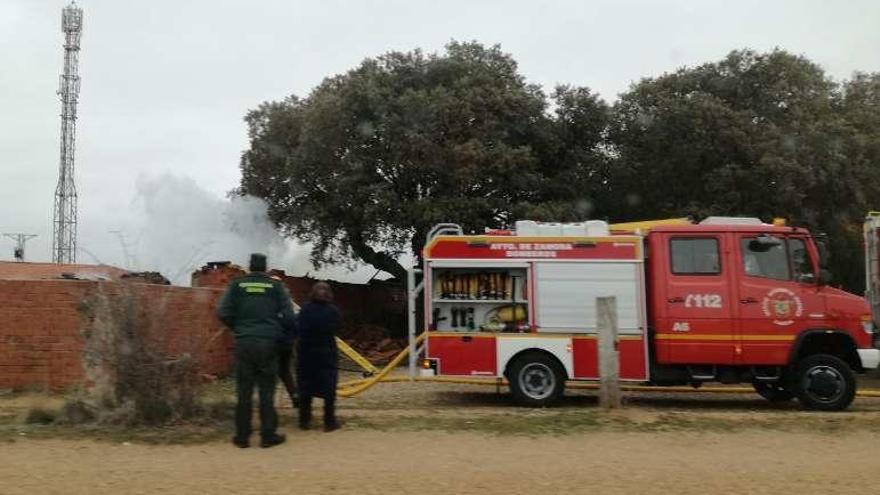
[418,217,880,411]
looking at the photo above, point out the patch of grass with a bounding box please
[344,411,602,435]
[200,380,236,404]
[199,399,235,422]
[0,401,236,446]
[2,405,879,444]
[339,409,880,435]
[0,385,238,446]
[0,409,19,426]
[2,376,879,444]
[0,421,231,445]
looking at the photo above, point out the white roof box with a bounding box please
[515,220,609,237]
[699,216,766,226]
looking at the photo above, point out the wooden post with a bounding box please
[596,296,621,408]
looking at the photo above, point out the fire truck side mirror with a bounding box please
[816,238,830,268]
[818,269,833,285]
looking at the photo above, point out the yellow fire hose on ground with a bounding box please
[335,337,380,375]
[337,332,427,397]
[334,333,880,399]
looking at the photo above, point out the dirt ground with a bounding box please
[0,431,880,495]
[3,430,880,495]
[2,375,880,494]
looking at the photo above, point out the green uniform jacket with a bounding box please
[216,272,297,341]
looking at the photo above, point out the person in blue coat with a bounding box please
[296,281,342,432]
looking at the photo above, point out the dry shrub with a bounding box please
[73,284,204,425]
[24,407,57,425]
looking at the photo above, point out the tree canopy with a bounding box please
[239,42,608,280]
[611,50,880,290]
[240,43,880,291]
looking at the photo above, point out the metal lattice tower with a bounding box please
[52,1,83,264]
[3,234,38,262]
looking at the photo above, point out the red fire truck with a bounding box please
[411,217,880,411]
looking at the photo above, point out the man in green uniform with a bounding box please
[217,253,296,448]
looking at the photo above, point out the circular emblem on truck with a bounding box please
[761,288,803,326]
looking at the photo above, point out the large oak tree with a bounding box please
[239,42,609,280]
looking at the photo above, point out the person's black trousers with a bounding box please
[297,346,339,428]
[234,338,279,441]
[298,392,336,428]
[297,362,338,428]
[277,344,297,405]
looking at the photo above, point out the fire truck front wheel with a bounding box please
[508,352,566,407]
[794,354,856,411]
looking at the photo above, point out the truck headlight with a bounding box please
[861,315,875,334]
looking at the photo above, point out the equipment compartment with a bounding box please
[429,267,529,332]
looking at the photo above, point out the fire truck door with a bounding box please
[734,234,822,365]
[659,234,736,364]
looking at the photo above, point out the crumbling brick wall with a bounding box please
[0,280,231,392]
[190,262,245,288]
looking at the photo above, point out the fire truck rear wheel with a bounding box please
[794,354,856,411]
[752,381,795,402]
[508,352,565,407]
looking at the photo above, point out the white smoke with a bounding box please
[88,174,391,285]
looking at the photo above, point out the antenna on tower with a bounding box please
[2,234,38,262]
[52,1,83,264]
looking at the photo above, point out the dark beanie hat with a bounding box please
[249,253,267,272]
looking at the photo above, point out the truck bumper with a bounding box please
[857,349,880,370]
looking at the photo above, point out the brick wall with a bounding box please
[0,280,232,392]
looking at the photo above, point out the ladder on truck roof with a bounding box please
[422,218,693,239]
[609,218,691,233]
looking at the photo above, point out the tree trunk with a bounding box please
[347,230,407,281]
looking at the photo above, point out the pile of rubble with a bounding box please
[191,261,406,365]
[191,261,246,288]
[121,271,170,285]
[338,325,406,365]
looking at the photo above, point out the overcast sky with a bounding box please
[1,0,879,280]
